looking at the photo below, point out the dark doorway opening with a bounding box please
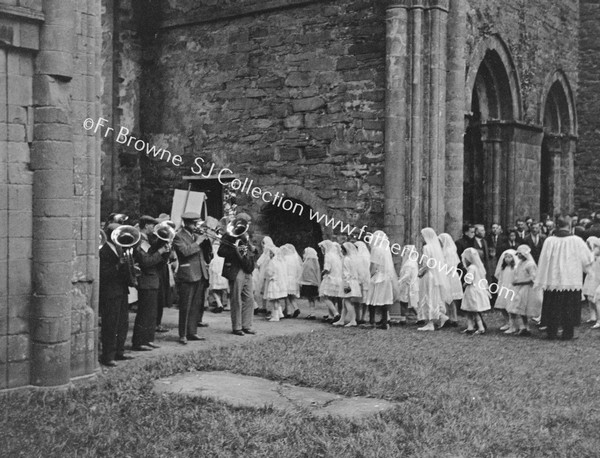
[260,198,323,263]
[539,136,554,218]
[463,90,485,225]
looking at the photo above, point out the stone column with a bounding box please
[384,2,409,244]
[481,123,503,225]
[30,0,76,387]
[444,0,466,236]
[427,0,448,231]
[385,0,450,245]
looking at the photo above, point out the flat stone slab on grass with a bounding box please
[154,371,398,419]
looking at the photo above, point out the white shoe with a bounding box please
[344,321,357,327]
[499,324,510,331]
[417,322,435,331]
[504,328,517,334]
[438,315,448,329]
[332,320,345,326]
[592,323,600,329]
[268,316,280,322]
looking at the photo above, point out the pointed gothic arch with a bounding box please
[464,35,523,228]
[539,70,577,217]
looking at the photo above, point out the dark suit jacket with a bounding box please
[99,243,129,305]
[498,240,519,256]
[584,223,600,241]
[524,233,546,264]
[217,234,257,281]
[516,230,529,245]
[134,236,169,290]
[486,234,507,259]
[173,228,212,283]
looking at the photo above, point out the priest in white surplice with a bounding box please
[535,217,594,340]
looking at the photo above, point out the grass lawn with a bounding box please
[3,312,600,457]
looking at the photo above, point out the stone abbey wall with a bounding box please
[577,0,600,214]
[125,0,582,236]
[1,0,102,390]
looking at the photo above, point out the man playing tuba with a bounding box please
[99,223,136,366]
[218,212,258,336]
[131,215,171,351]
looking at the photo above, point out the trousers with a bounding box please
[230,270,254,331]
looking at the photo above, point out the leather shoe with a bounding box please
[186,334,206,341]
[115,354,134,361]
[232,330,245,336]
[156,326,169,333]
[146,342,160,349]
[178,337,187,345]
[132,345,152,351]
[101,360,117,367]
[197,322,209,327]
[242,328,256,335]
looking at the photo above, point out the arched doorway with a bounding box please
[260,197,324,263]
[540,73,576,217]
[464,45,517,227]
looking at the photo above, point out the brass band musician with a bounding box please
[173,212,213,344]
[217,212,258,336]
[99,223,134,366]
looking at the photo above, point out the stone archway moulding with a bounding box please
[539,69,577,135]
[465,34,523,120]
[259,184,345,237]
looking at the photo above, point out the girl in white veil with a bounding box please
[398,245,420,324]
[254,236,275,314]
[417,228,451,331]
[364,230,397,329]
[460,247,491,334]
[438,233,463,326]
[333,242,362,327]
[318,240,344,322]
[354,241,371,324]
[280,243,302,318]
[494,249,519,332]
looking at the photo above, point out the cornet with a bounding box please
[111,225,141,287]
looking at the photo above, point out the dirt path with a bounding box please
[101,300,332,371]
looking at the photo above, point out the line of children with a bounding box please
[249,230,598,337]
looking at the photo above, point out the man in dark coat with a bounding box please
[173,212,213,344]
[524,222,546,264]
[131,215,170,351]
[99,223,132,366]
[218,213,258,336]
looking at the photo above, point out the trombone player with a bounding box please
[131,216,171,351]
[173,212,213,344]
[218,212,258,336]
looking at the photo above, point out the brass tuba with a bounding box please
[226,217,251,256]
[111,225,141,287]
[154,220,176,250]
[99,229,107,250]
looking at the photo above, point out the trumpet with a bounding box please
[111,225,141,287]
[193,217,252,256]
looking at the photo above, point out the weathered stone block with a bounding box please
[7,211,32,237]
[285,71,312,87]
[32,170,74,198]
[284,114,304,129]
[7,334,29,362]
[8,360,29,389]
[292,96,325,112]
